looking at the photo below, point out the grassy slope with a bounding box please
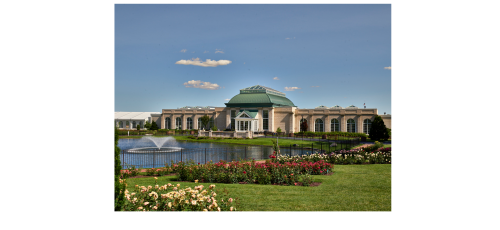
[125,164,391,211]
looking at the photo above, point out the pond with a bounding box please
[118,137,319,169]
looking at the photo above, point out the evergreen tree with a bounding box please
[150,121,159,130]
[144,121,151,129]
[300,120,308,132]
[136,124,141,130]
[369,116,390,141]
[114,126,125,211]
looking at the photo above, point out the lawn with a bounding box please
[124,164,391,211]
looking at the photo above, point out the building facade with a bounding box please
[154,85,390,134]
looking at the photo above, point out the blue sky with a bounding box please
[115,4,391,114]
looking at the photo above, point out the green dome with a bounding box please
[225,92,295,108]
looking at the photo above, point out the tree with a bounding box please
[150,121,159,130]
[276,127,282,133]
[144,120,151,129]
[114,126,125,211]
[300,120,308,132]
[201,115,210,130]
[136,124,141,130]
[369,116,390,141]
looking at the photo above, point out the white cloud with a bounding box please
[285,38,290,40]
[180,49,187,53]
[384,67,391,70]
[273,77,280,80]
[204,51,209,53]
[175,58,232,67]
[224,99,230,101]
[191,51,195,53]
[183,80,221,90]
[284,87,301,91]
[215,49,224,54]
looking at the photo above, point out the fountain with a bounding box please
[127,136,183,153]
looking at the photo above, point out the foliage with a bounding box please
[122,165,140,178]
[300,120,308,132]
[150,121,159,130]
[276,127,282,133]
[276,150,391,165]
[362,141,384,152]
[174,159,332,186]
[123,182,237,211]
[295,131,367,138]
[211,122,218,131]
[271,139,280,158]
[369,116,389,141]
[136,124,141,130]
[115,126,125,210]
[144,120,151,129]
[201,115,210,130]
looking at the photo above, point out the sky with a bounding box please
[115,4,391,114]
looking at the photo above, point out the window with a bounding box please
[209,118,214,130]
[119,121,123,128]
[347,119,356,133]
[231,110,236,130]
[263,110,269,130]
[363,119,372,134]
[300,118,307,132]
[126,121,130,128]
[165,117,171,129]
[175,117,182,129]
[198,118,202,129]
[186,117,193,130]
[132,121,136,128]
[315,118,324,132]
[331,119,340,132]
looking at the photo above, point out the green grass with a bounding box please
[125,164,391,211]
[173,135,352,147]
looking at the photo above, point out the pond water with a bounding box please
[117,137,318,169]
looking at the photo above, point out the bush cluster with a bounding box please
[122,180,237,211]
[173,160,332,186]
[294,131,367,138]
[276,149,391,165]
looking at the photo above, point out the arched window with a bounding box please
[165,117,171,129]
[175,117,182,129]
[126,121,130,128]
[347,119,356,133]
[300,118,307,132]
[331,119,340,132]
[363,119,372,134]
[186,117,193,130]
[119,121,123,128]
[198,118,202,129]
[132,121,136,128]
[315,118,324,132]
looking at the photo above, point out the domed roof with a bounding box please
[225,85,295,107]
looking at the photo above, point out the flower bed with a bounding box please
[174,160,333,186]
[121,178,237,211]
[276,149,391,165]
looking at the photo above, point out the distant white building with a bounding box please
[115,112,161,130]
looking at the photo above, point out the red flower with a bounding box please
[243,171,247,174]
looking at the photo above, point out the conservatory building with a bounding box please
[151,85,390,134]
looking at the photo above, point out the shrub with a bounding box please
[276,127,282,133]
[144,121,151,129]
[122,165,140,178]
[123,183,238,211]
[136,124,141,130]
[115,126,125,210]
[201,115,210,130]
[150,121,159,130]
[369,116,389,141]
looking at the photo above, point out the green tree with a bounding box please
[300,120,308,132]
[136,124,141,130]
[114,126,125,211]
[369,116,390,141]
[201,115,210,130]
[276,127,282,133]
[144,120,151,129]
[150,121,159,130]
